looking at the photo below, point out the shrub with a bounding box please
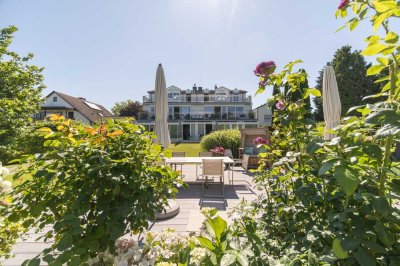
[4,115,182,265]
[0,120,64,164]
[0,163,21,261]
[200,129,241,158]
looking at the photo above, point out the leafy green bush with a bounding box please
[0,120,61,163]
[0,164,21,261]
[4,115,182,265]
[228,1,400,264]
[200,129,241,158]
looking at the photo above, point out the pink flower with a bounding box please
[210,146,225,155]
[275,100,286,110]
[254,61,276,77]
[338,0,349,9]
[253,137,269,145]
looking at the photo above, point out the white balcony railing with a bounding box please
[143,95,252,103]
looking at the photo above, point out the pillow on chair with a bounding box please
[244,146,254,155]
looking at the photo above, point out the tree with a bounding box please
[0,26,45,162]
[313,45,382,121]
[111,100,143,119]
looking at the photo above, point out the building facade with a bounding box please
[138,85,259,142]
[253,103,272,127]
[34,91,113,124]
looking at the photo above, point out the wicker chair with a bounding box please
[197,152,214,180]
[240,128,269,170]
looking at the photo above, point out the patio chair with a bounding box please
[201,159,225,202]
[172,152,185,174]
[197,152,214,180]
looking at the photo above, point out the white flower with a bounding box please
[1,181,12,191]
[156,262,176,266]
[189,247,209,265]
[1,167,9,176]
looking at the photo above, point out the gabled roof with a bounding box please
[45,91,113,122]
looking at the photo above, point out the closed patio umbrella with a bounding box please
[323,64,341,140]
[154,64,171,148]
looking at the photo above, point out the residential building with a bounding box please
[253,103,272,127]
[34,91,113,124]
[138,85,259,142]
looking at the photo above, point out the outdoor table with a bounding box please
[164,157,235,184]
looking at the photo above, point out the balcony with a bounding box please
[137,111,255,121]
[143,95,252,103]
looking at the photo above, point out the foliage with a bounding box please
[0,26,45,162]
[0,120,62,163]
[113,209,254,266]
[4,115,182,265]
[200,129,241,158]
[227,1,400,264]
[313,45,383,121]
[0,163,21,261]
[111,100,143,119]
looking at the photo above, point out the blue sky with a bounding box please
[0,0,375,109]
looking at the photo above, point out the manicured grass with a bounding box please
[167,143,203,157]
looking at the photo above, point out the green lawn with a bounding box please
[167,143,203,157]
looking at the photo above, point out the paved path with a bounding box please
[3,166,259,265]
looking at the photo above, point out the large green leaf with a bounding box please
[197,236,215,250]
[362,43,387,56]
[334,166,360,197]
[354,248,376,266]
[332,238,348,259]
[221,253,237,266]
[374,221,395,247]
[366,110,400,125]
[210,215,227,242]
[375,124,400,138]
[318,159,337,176]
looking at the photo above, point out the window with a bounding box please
[228,106,235,119]
[68,111,74,119]
[264,114,271,122]
[236,106,244,119]
[53,96,58,102]
[180,106,190,119]
[204,106,214,119]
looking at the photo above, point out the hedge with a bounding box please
[200,129,241,158]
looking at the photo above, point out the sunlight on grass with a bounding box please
[167,143,203,157]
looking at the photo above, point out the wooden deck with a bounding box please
[3,165,259,266]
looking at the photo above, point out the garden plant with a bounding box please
[2,115,182,265]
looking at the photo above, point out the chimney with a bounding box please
[78,97,86,101]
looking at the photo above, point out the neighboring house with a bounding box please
[34,91,113,124]
[138,84,259,142]
[253,103,272,127]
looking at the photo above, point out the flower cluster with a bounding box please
[253,137,269,146]
[338,0,349,10]
[209,146,225,155]
[275,100,286,110]
[0,163,12,200]
[146,229,190,263]
[189,248,209,266]
[114,237,156,266]
[253,61,276,77]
